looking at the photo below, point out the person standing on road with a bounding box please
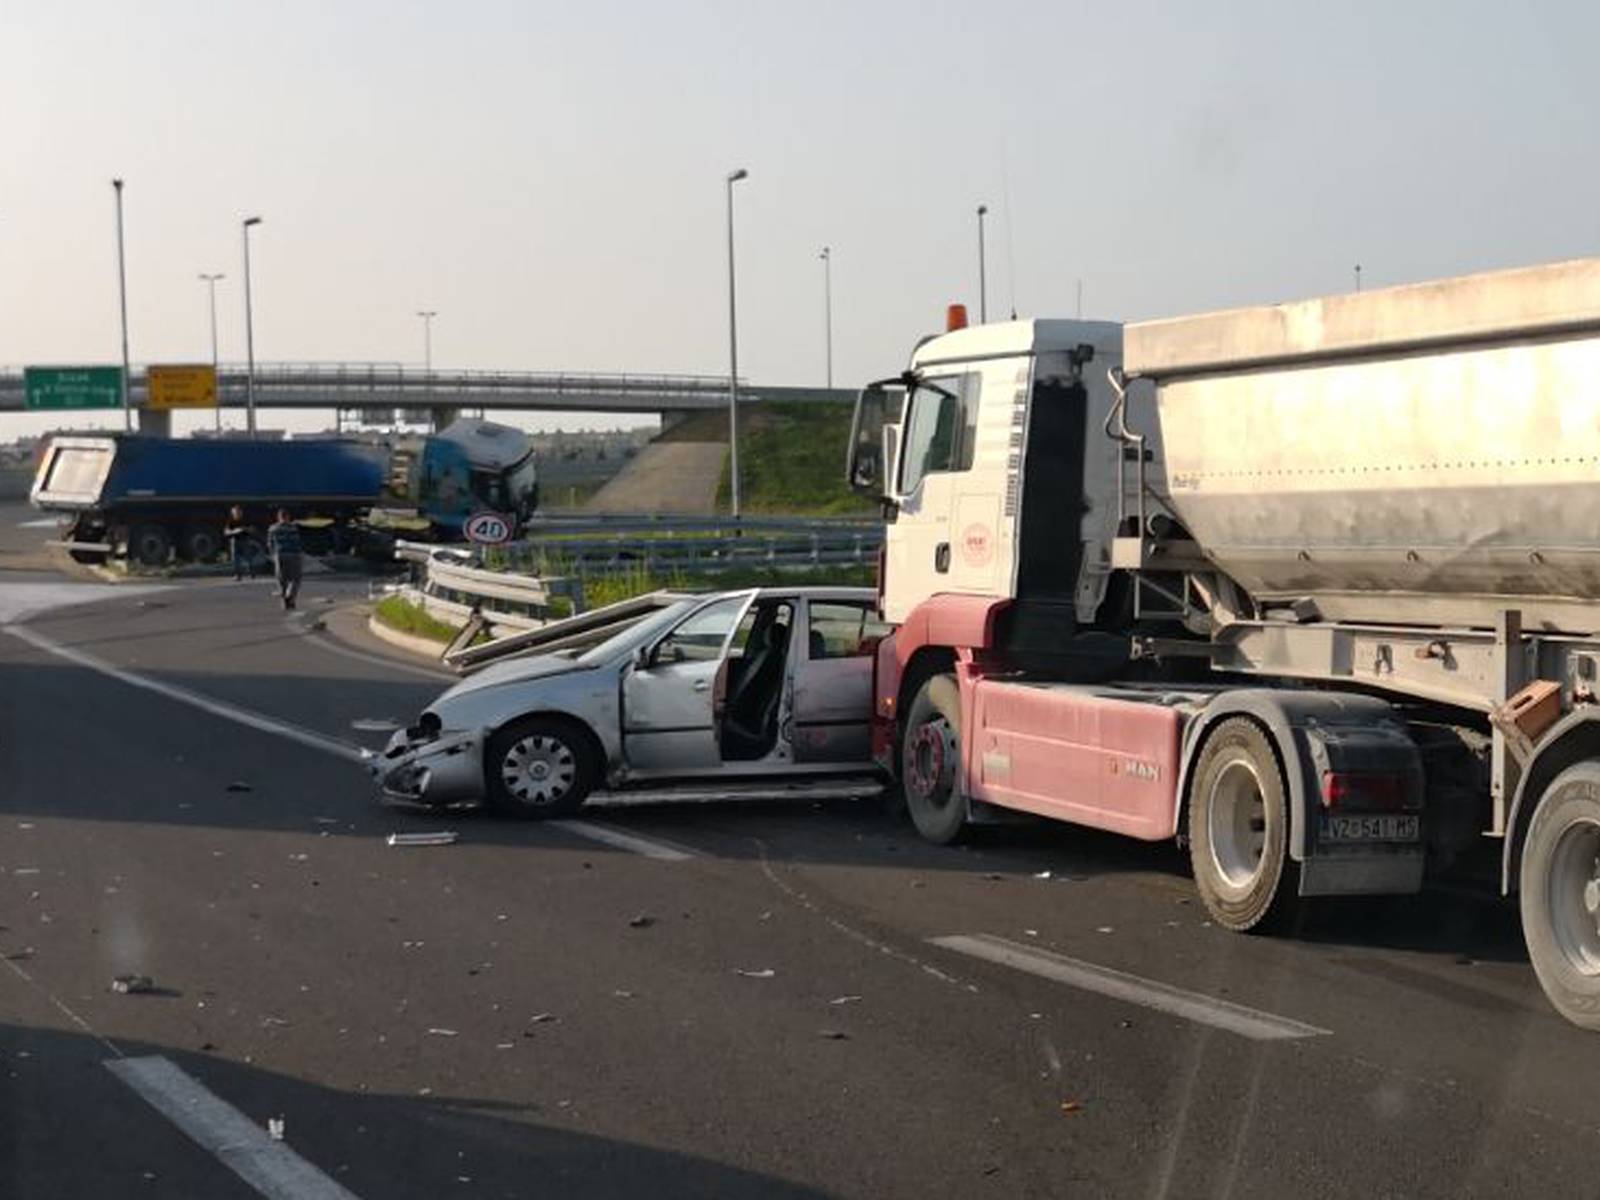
[267,508,304,610]
[223,505,255,581]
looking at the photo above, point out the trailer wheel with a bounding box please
[902,673,967,845]
[484,716,597,818]
[1188,717,1296,932]
[1520,762,1600,1030]
[129,523,173,567]
[181,524,223,563]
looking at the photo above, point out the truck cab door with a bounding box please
[621,592,755,773]
[882,372,976,623]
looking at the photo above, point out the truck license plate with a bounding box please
[1320,815,1419,842]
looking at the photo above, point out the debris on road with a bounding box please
[1096,926,1114,934]
[818,1029,850,1040]
[495,1042,515,1050]
[12,868,39,877]
[427,1028,459,1037]
[627,914,656,929]
[983,872,1004,881]
[829,995,862,1006]
[267,1117,285,1141]
[527,1012,556,1025]
[1060,1101,1084,1116]
[1033,870,1052,880]
[613,989,636,999]
[386,831,459,847]
[110,974,157,994]
[226,782,253,794]
[735,968,776,979]
[3,948,35,962]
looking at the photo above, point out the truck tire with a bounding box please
[129,523,173,567]
[181,524,223,563]
[902,673,967,845]
[484,716,597,818]
[1520,761,1600,1030]
[1188,717,1297,932]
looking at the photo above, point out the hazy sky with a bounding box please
[3,0,1598,435]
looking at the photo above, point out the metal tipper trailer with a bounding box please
[847,259,1600,1029]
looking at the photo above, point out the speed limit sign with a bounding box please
[463,511,515,545]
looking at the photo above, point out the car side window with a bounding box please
[652,596,747,664]
[806,602,892,659]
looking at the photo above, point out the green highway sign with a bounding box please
[24,365,123,410]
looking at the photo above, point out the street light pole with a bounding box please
[199,273,224,432]
[819,246,833,390]
[241,216,263,437]
[725,168,748,519]
[417,310,437,431]
[112,179,132,431]
[976,204,989,324]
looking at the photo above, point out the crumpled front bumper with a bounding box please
[368,726,485,805]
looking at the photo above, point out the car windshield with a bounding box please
[576,598,696,665]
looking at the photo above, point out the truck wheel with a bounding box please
[484,717,597,818]
[1188,717,1297,931]
[129,523,173,567]
[1520,762,1600,1030]
[181,524,223,563]
[902,674,967,845]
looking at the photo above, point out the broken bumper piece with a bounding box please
[370,727,484,804]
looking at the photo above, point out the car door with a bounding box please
[790,598,891,764]
[621,592,755,773]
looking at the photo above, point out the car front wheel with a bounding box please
[485,717,597,818]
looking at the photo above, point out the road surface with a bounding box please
[2,505,1598,1199]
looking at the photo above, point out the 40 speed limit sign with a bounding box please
[463,511,515,544]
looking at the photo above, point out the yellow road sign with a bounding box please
[147,364,217,409]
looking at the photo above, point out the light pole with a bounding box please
[112,179,132,431]
[976,204,989,324]
[241,216,263,437]
[725,167,748,519]
[819,246,833,389]
[199,273,224,431]
[417,310,437,431]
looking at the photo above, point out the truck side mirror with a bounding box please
[846,381,904,497]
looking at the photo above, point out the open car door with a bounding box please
[789,598,890,765]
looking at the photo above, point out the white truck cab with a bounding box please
[849,314,1133,639]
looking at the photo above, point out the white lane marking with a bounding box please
[4,622,366,764]
[930,933,1331,1041]
[550,818,696,861]
[0,580,168,624]
[106,1056,361,1200]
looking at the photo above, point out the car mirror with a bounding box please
[633,645,651,669]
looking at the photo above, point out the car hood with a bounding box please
[433,653,594,706]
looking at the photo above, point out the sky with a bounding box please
[2,0,1598,436]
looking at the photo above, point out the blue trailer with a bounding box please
[31,419,539,566]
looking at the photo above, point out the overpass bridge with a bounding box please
[0,364,857,434]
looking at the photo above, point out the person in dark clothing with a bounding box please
[223,505,255,581]
[267,508,303,610]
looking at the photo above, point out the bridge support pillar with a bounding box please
[430,405,461,431]
[659,409,697,434]
[137,408,172,438]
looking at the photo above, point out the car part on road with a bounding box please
[386,831,459,846]
[485,716,597,817]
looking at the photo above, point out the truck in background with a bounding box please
[847,259,1600,1029]
[31,417,540,565]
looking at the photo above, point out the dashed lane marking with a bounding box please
[930,933,1331,1041]
[551,818,697,861]
[106,1056,361,1200]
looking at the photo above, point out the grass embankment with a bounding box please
[373,595,466,643]
[714,402,876,516]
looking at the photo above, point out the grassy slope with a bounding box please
[714,402,875,516]
[372,594,463,643]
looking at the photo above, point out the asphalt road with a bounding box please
[4,506,1600,1198]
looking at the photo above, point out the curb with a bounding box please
[366,612,453,663]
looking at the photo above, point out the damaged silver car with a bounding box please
[371,587,888,815]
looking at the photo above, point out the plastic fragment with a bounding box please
[829,995,862,1006]
[1096,926,1114,934]
[734,968,775,979]
[818,1029,850,1040]
[1060,1100,1083,1115]
[1033,870,1052,879]
[387,832,458,847]
[110,974,157,995]
[627,914,655,929]
[427,1028,459,1037]
[267,1117,285,1141]
[226,781,253,793]
[527,1012,556,1024]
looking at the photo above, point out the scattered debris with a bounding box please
[527,1012,556,1024]
[1118,1020,1134,1029]
[12,868,39,877]
[1033,870,1052,880]
[387,832,458,847]
[226,781,253,794]
[110,974,157,995]
[1024,929,1039,938]
[1095,926,1114,934]
[16,823,33,831]
[261,1016,290,1027]
[427,1028,459,1037]
[983,872,1004,881]
[829,995,862,1006]
[613,989,635,999]
[267,1117,285,1142]
[1060,1100,1084,1116]
[199,1042,218,1052]
[627,914,656,929]
[818,1029,850,1040]
[734,968,776,979]
[757,910,772,921]
[3,948,35,962]
[495,1042,515,1050]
